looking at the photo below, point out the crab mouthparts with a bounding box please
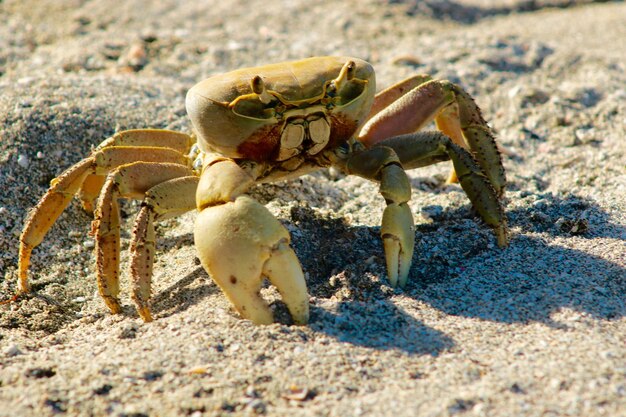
[277,115,331,161]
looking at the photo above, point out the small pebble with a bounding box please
[17,154,29,168]
[574,128,596,143]
[17,76,36,85]
[5,344,23,357]
[142,370,164,381]
[392,55,421,66]
[245,385,260,398]
[93,383,113,396]
[83,240,95,249]
[187,365,210,375]
[508,85,522,98]
[119,323,139,339]
[26,367,56,378]
[283,386,315,401]
[247,399,266,414]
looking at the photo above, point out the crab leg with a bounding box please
[129,176,199,321]
[194,158,309,324]
[93,162,194,314]
[79,129,195,212]
[365,74,432,122]
[343,146,415,287]
[18,159,93,292]
[18,144,189,294]
[79,174,106,213]
[380,131,508,248]
[359,78,505,196]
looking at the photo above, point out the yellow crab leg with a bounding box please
[359,79,505,197]
[18,158,93,292]
[129,176,199,322]
[433,102,466,184]
[93,162,194,314]
[78,174,106,213]
[94,129,196,153]
[17,146,189,294]
[78,129,195,213]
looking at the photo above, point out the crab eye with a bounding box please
[326,79,365,107]
[229,75,278,119]
[325,60,363,105]
[345,60,356,80]
[251,75,265,94]
[250,75,273,104]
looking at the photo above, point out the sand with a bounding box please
[0,1,624,416]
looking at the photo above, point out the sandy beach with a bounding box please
[1,1,624,416]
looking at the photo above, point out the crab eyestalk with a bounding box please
[251,75,273,104]
[330,60,356,91]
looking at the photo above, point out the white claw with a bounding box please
[398,239,413,288]
[194,196,308,325]
[381,203,415,288]
[383,237,400,287]
[263,242,309,325]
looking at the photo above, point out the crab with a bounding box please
[15,56,508,325]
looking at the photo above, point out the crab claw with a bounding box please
[381,202,415,287]
[194,196,309,325]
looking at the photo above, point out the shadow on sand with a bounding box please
[387,0,612,24]
[3,190,622,357]
[285,192,624,354]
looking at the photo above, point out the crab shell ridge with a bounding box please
[185,56,376,161]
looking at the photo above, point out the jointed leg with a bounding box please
[92,162,194,315]
[365,74,432,122]
[344,145,415,287]
[359,78,505,197]
[77,145,189,214]
[79,129,195,212]
[129,176,199,321]
[91,129,195,152]
[18,158,94,292]
[17,129,194,295]
[380,131,508,248]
